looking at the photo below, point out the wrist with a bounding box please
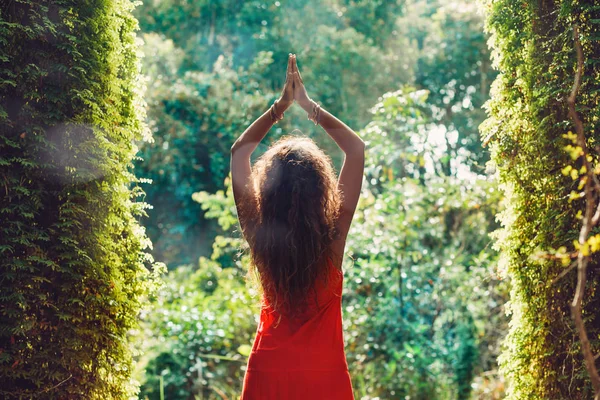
[276,98,292,112]
[269,99,286,124]
[299,98,314,112]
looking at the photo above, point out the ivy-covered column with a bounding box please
[481,1,600,398]
[0,1,160,398]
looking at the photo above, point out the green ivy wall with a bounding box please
[481,1,600,398]
[0,1,160,398]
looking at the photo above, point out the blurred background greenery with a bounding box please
[131,1,508,398]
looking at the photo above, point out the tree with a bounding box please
[0,1,161,398]
[134,0,412,266]
[481,0,600,398]
[133,1,509,397]
[135,41,275,265]
[343,88,506,399]
[398,0,496,175]
[143,88,508,399]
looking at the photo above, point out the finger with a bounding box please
[288,54,294,81]
[293,55,304,83]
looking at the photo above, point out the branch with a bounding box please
[566,24,600,398]
[550,260,577,286]
[40,374,73,394]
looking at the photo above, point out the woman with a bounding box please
[230,53,365,399]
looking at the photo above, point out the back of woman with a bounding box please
[230,54,365,400]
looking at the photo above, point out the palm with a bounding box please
[291,55,310,106]
[277,54,311,111]
[278,54,295,108]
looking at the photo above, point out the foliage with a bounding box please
[139,87,508,399]
[133,0,412,266]
[0,0,514,398]
[132,0,509,398]
[134,0,496,267]
[0,1,162,398]
[343,88,507,399]
[137,181,256,400]
[135,40,274,265]
[136,0,407,115]
[343,175,503,399]
[481,0,600,398]
[405,0,495,173]
[137,259,256,400]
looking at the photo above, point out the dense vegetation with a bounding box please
[0,0,161,398]
[133,1,509,399]
[3,0,598,399]
[133,0,494,267]
[481,0,600,398]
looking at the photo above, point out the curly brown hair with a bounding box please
[244,135,342,318]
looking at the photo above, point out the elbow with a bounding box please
[230,140,241,154]
[358,139,366,151]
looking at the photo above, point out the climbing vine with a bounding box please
[481,0,600,398]
[0,1,162,398]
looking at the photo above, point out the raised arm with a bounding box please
[230,54,295,239]
[291,55,365,260]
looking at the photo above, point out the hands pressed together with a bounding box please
[273,53,319,123]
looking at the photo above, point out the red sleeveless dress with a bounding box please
[240,257,354,399]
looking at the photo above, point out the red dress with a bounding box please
[240,257,354,400]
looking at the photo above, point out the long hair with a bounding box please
[245,135,342,318]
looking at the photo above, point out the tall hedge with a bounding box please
[481,0,600,398]
[0,1,160,398]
